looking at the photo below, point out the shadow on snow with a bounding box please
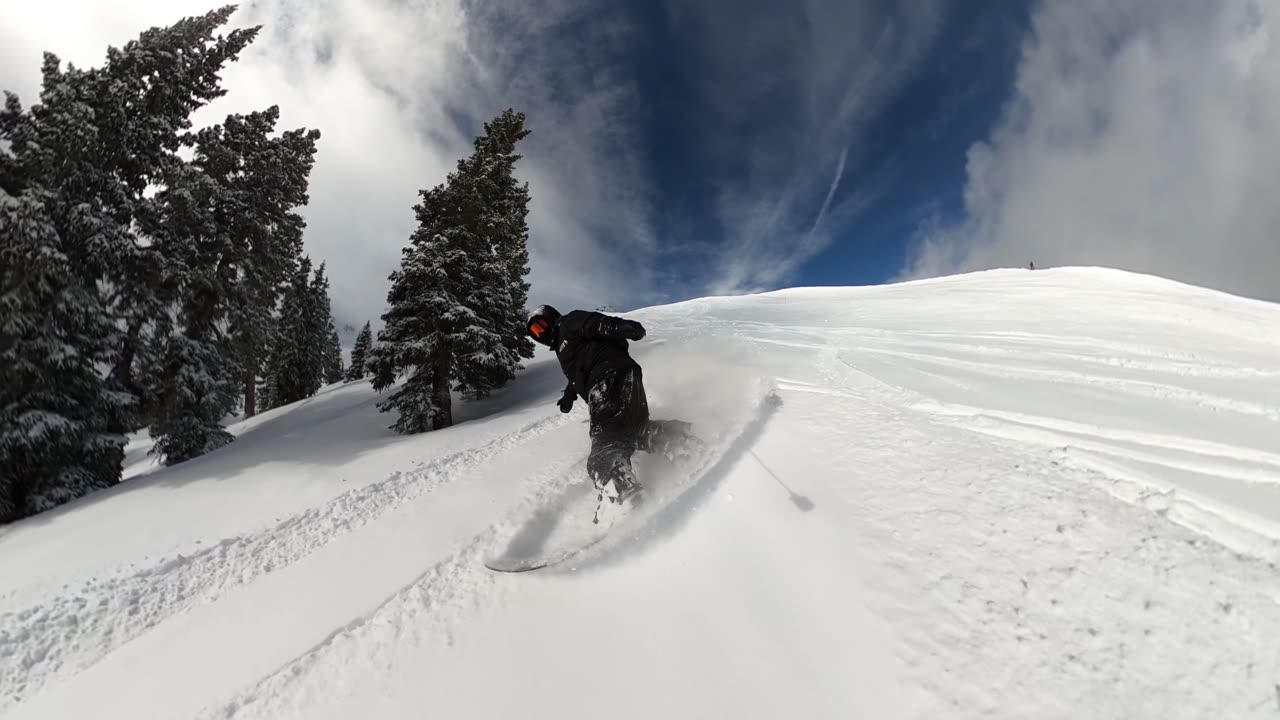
[0,347,583,535]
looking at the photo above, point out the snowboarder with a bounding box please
[527,304,696,506]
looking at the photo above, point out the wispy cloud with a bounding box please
[901,0,1280,303]
[1,0,658,328]
[661,0,949,295]
[810,146,849,235]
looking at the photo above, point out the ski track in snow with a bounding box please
[203,531,507,720]
[3,267,1280,719]
[799,353,1280,718]
[202,391,779,720]
[861,342,1280,421]
[0,412,574,712]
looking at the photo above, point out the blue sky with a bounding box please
[461,0,1039,307]
[3,0,1278,327]
[609,2,1032,295]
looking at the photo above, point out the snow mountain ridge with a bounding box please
[2,265,1280,719]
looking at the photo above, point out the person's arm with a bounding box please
[568,310,646,342]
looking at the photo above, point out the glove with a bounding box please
[557,388,575,413]
[618,319,646,341]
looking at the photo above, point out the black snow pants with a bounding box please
[585,367,691,490]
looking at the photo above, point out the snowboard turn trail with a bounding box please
[484,387,776,572]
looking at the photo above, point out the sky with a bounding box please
[2,0,1278,333]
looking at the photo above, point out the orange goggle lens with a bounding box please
[529,318,548,338]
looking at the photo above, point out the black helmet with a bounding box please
[527,304,561,345]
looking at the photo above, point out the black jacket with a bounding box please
[552,310,644,401]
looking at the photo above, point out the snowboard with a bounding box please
[483,477,646,573]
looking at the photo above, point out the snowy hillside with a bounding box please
[3,266,1280,719]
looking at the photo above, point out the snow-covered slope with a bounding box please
[3,266,1280,719]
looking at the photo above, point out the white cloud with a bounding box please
[0,0,658,330]
[902,0,1280,303]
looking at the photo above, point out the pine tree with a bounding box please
[367,337,398,391]
[369,109,534,433]
[148,333,239,464]
[368,224,456,433]
[260,258,315,408]
[452,109,536,401]
[345,321,373,381]
[0,188,130,521]
[255,346,277,414]
[314,264,344,385]
[142,144,240,465]
[0,6,265,518]
[234,287,278,419]
[146,106,319,464]
[259,258,335,408]
[324,324,344,385]
[227,107,317,418]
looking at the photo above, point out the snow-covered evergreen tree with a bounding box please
[259,258,335,408]
[366,336,399,392]
[255,358,277,415]
[452,109,536,401]
[141,148,240,465]
[91,6,263,429]
[315,264,344,385]
[346,321,373,381]
[234,290,278,419]
[0,189,130,522]
[149,333,238,464]
[146,106,320,464]
[259,258,313,409]
[324,325,345,385]
[0,5,265,518]
[369,221,455,433]
[369,109,534,433]
[227,107,318,418]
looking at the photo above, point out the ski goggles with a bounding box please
[529,317,551,339]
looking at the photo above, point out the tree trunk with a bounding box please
[243,369,257,418]
[111,320,143,397]
[107,320,143,431]
[430,346,452,430]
